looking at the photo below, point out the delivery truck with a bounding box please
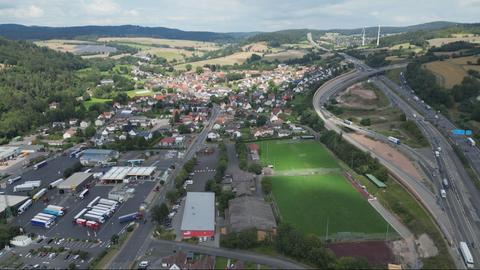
[118,212,139,223]
[17,199,33,215]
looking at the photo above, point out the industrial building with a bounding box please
[100,166,157,183]
[58,172,92,192]
[225,196,277,240]
[0,195,29,214]
[0,146,20,163]
[181,192,215,240]
[79,149,119,166]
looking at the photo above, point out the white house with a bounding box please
[80,121,90,129]
[95,119,105,127]
[63,128,77,140]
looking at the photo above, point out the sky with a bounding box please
[0,0,479,32]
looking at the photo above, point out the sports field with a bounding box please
[269,174,392,237]
[257,140,339,171]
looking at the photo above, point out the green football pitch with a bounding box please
[269,174,392,237]
[256,140,339,171]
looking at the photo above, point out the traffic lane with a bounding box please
[5,156,79,194]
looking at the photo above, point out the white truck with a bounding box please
[467,137,476,147]
[17,199,33,215]
[388,136,401,145]
[460,241,474,268]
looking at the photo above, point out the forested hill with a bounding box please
[0,38,87,139]
[0,24,236,42]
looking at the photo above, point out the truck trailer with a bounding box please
[48,178,64,189]
[83,213,105,224]
[17,199,33,215]
[73,208,88,221]
[98,198,119,207]
[388,136,401,145]
[43,207,64,217]
[118,212,138,223]
[31,218,53,228]
[87,196,101,209]
[32,188,47,201]
[460,241,474,268]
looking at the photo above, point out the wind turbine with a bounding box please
[376,25,381,46]
[361,26,366,46]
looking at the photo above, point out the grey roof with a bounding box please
[228,196,276,232]
[58,172,92,190]
[181,192,215,232]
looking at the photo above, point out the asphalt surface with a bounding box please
[145,239,309,269]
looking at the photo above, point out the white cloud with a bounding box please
[0,4,44,18]
[82,0,119,15]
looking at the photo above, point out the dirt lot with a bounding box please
[336,82,379,110]
[349,133,422,180]
[328,240,394,266]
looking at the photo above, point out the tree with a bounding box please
[261,178,272,194]
[110,234,119,245]
[84,125,96,138]
[185,64,192,71]
[248,163,262,175]
[359,118,371,126]
[256,115,268,127]
[195,66,204,75]
[151,203,169,223]
[178,124,190,134]
[68,263,77,270]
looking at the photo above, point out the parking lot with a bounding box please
[2,149,180,268]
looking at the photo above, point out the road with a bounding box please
[147,239,309,269]
[311,60,473,268]
[107,106,220,269]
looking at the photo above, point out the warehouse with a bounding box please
[0,146,20,163]
[225,196,277,241]
[181,192,215,240]
[79,149,119,166]
[0,195,29,214]
[58,172,92,193]
[100,166,156,183]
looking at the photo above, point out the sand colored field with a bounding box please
[337,82,379,110]
[242,42,269,52]
[423,55,480,88]
[175,51,254,69]
[34,39,92,53]
[263,49,307,61]
[427,35,480,47]
[97,37,220,51]
[349,133,422,180]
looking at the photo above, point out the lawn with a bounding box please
[84,97,112,109]
[257,140,339,171]
[126,89,154,98]
[269,174,393,238]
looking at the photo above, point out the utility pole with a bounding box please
[325,217,329,241]
[361,26,366,46]
[376,25,381,46]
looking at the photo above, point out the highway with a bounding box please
[311,58,477,268]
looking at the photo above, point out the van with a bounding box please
[441,189,447,198]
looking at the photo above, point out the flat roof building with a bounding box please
[0,146,20,162]
[58,172,92,192]
[79,149,119,166]
[0,195,29,214]
[181,192,215,239]
[226,196,277,240]
[100,166,156,183]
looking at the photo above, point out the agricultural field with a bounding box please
[263,49,307,61]
[97,37,221,51]
[35,39,116,55]
[423,55,480,88]
[427,34,480,47]
[126,89,154,98]
[175,51,255,70]
[387,42,423,53]
[257,140,339,171]
[268,174,393,237]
